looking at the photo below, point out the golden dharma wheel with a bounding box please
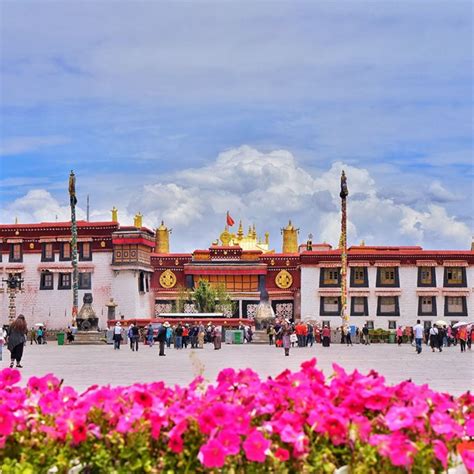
[159,269,177,289]
[275,269,293,289]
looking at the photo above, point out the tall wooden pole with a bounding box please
[69,171,79,327]
[340,171,349,327]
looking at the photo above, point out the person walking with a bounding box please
[307,324,314,347]
[197,327,204,348]
[113,322,123,350]
[131,324,140,351]
[146,324,154,347]
[29,327,37,345]
[344,326,353,346]
[267,325,275,345]
[157,322,168,356]
[7,315,27,368]
[458,325,467,353]
[166,325,172,348]
[413,319,424,354]
[174,324,183,349]
[322,325,331,347]
[362,324,370,345]
[282,324,291,356]
[437,325,445,352]
[213,326,222,350]
[36,326,44,345]
[429,325,439,352]
[396,326,403,345]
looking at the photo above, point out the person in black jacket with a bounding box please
[157,322,168,356]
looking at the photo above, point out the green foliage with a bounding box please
[173,286,191,313]
[193,280,217,313]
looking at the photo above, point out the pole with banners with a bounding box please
[339,170,349,328]
[69,171,79,327]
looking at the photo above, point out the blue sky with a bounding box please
[0,1,472,251]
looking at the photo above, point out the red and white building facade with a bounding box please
[0,220,472,330]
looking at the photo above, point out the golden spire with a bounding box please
[14,216,18,225]
[237,220,244,240]
[111,206,118,222]
[252,224,257,239]
[134,212,143,228]
[265,232,269,245]
[281,220,299,253]
[360,239,365,247]
[155,220,170,253]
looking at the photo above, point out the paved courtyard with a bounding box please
[2,342,472,395]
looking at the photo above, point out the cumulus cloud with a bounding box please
[1,147,471,251]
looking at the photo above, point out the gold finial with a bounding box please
[265,232,269,245]
[252,224,257,239]
[220,229,231,246]
[155,220,171,253]
[247,225,252,237]
[237,220,244,240]
[360,239,365,247]
[281,220,299,253]
[111,206,118,222]
[134,212,143,228]
[14,216,18,225]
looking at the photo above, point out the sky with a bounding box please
[0,1,472,251]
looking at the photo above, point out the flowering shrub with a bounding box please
[0,359,473,473]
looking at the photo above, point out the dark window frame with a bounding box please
[319,268,341,288]
[60,242,72,261]
[9,243,23,263]
[319,296,342,316]
[376,267,400,288]
[350,296,369,316]
[376,295,400,316]
[41,243,55,262]
[366,320,374,329]
[443,267,467,288]
[418,296,437,316]
[58,272,72,290]
[444,296,468,317]
[350,266,369,287]
[78,272,92,289]
[388,320,397,330]
[79,242,93,261]
[40,271,54,290]
[417,267,436,287]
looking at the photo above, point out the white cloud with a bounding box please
[1,147,471,250]
[0,136,70,156]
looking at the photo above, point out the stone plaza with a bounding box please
[6,341,473,396]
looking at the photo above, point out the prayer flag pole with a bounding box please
[69,171,79,327]
[339,170,349,328]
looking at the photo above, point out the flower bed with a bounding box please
[0,359,473,473]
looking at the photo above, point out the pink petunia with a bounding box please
[0,406,14,437]
[216,429,241,456]
[430,412,463,440]
[274,447,290,462]
[0,368,20,388]
[168,435,184,454]
[458,441,474,471]
[433,440,448,469]
[243,430,270,463]
[384,406,415,431]
[198,438,227,468]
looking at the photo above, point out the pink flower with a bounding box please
[243,430,270,463]
[216,429,240,455]
[133,390,153,408]
[198,438,227,468]
[458,441,474,471]
[168,435,184,453]
[0,406,14,436]
[370,433,417,467]
[433,440,448,469]
[465,418,474,437]
[71,421,87,444]
[275,447,290,461]
[384,406,415,431]
[0,368,20,388]
[39,392,63,415]
[430,412,462,440]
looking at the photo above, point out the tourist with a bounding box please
[344,326,353,346]
[166,324,173,347]
[413,319,424,354]
[437,325,446,352]
[396,326,403,345]
[197,327,204,348]
[213,326,222,350]
[290,331,297,347]
[314,325,321,344]
[157,322,168,356]
[205,324,213,343]
[127,324,134,350]
[306,324,314,347]
[458,325,467,353]
[322,325,331,347]
[113,322,123,350]
[282,324,291,356]
[447,325,453,346]
[267,325,275,345]
[130,324,140,351]
[182,324,189,348]
[66,326,74,344]
[429,325,439,352]
[469,326,474,350]
[362,324,370,345]
[7,314,28,368]
[29,327,37,345]
[36,325,44,345]
[189,324,198,348]
[175,324,183,349]
[146,324,154,347]
[0,326,6,361]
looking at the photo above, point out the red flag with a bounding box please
[226,211,235,226]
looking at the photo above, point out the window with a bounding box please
[445,296,467,316]
[444,267,466,287]
[350,267,368,287]
[418,296,437,316]
[418,267,436,287]
[195,275,259,292]
[388,320,397,330]
[78,272,91,289]
[351,296,368,316]
[319,268,340,287]
[41,243,54,262]
[40,271,54,290]
[139,271,145,293]
[376,267,399,287]
[79,242,92,261]
[322,320,331,328]
[377,296,400,316]
[58,273,71,290]
[60,242,71,261]
[9,243,22,262]
[320,296,341,316]
[423,320,432,330]
[366,321,374,330]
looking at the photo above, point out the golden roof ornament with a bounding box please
[111,207,118,222]
[134,212,143,228]
[237,221,244,240]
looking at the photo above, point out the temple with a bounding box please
[0,212,472,330]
